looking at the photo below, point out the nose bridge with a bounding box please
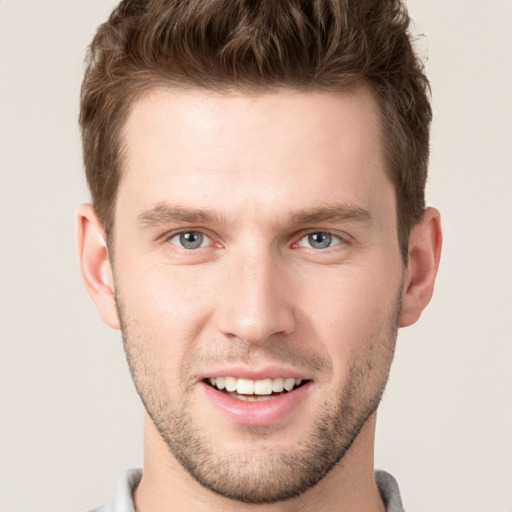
[217,244,295,344]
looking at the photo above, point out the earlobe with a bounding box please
[76,204,121,330]
[399,207,443,327]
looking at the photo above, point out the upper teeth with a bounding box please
[209,377,303,395]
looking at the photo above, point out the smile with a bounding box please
[201,375,311,424]
[207,377,304,397]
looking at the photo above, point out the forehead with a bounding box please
[122,86,382,163]
[118,86,393,224]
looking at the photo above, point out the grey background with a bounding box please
[1,1,511,511]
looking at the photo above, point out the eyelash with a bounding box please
[167,231,214,250]
[166,230,347,251]
[294,232,343,250]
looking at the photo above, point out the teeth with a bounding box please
[215,377,225,390]
[237,378,254,395]
[272,378,284,392]
[208,376,304,395]
[283,378,296,391]
[254,378,273,395]
[225,376,237,392]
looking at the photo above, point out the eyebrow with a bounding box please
[137,202,222,227]
[289,204,373,225]
[136,201,373,229]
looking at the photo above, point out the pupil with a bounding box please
[309,232,331,249]
[180,232,203,249]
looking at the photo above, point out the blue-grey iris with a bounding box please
[308,232,332,249]
[180,232,204,249]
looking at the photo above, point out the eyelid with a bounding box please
[169,231,207,249]
[164,228,222,249]
[160,227,351,251]
[292,230,350,249]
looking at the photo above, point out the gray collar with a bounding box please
[89,468,404,512]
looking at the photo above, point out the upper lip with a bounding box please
[197,366,312,383]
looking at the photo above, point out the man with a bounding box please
[77,0,442,510]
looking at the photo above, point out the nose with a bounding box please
[215,250,296,345]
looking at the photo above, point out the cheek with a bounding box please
[116,276,200,404]
[114,263,219,385]
[296,263,401,373]
[118,258,215,326]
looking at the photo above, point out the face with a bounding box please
[111,87,405,503]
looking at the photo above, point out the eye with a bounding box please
[297,232,342,250]
[169,231,210,250]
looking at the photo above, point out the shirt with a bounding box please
[88,468,405,512]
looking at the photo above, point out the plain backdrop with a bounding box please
[1,1,511,511]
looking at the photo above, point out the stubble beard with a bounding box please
[117,290,401,504]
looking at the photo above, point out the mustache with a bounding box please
[116,290,332,377]
[182,338,333,377]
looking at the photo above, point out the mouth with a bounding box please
[200,373,312,425]
[204,376,308,402]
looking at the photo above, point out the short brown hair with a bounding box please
[80,0,431,261]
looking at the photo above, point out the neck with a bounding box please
[133,413,386,512]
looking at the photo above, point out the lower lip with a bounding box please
[199,381,311,426]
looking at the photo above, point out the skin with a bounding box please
[77,86,442,512]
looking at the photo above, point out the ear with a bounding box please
[399,207,443,327]
[76,204,120,330]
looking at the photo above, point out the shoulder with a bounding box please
[375,470,405,512]
[86,468,142,512]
